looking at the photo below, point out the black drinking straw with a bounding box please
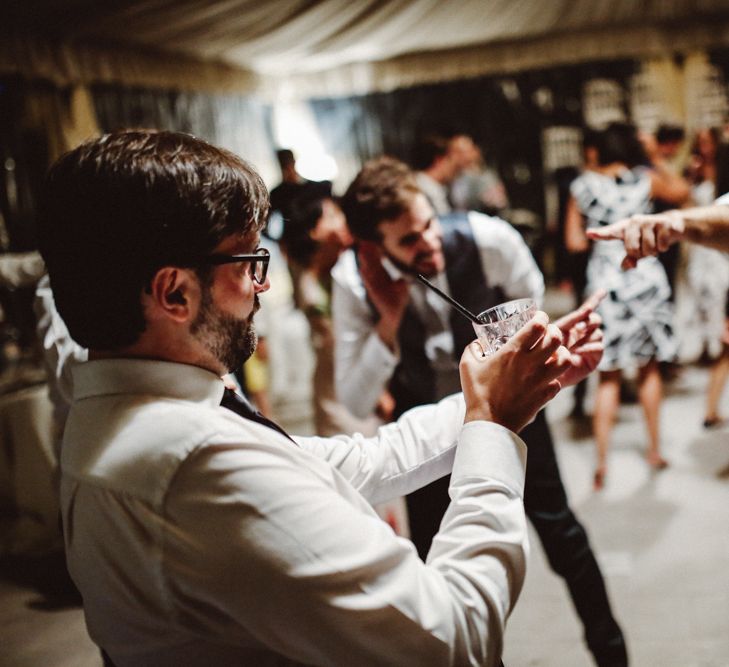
[416,274,481,324]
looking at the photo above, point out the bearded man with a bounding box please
[39,131,596,667]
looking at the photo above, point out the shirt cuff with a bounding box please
[451,421,527,497]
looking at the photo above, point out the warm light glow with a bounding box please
[272,100,338,182]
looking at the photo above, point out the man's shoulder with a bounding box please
[63,395,301,505]
[465,210,524,246]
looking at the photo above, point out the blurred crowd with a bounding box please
[2,122,728,509]
[239,123,729,494]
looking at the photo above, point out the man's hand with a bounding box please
[554,291,605,386]
[357,241,410,350]
[586,212,685,270]
[459,312,570,433]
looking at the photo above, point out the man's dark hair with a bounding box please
[412,135,450,171]
[655,124,685,145]
[596,122,646,168]
[38,130,269,350]
[341,156,420,242]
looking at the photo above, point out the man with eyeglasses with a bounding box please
[40,130,598,667]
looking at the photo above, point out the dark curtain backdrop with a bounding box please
[0,78,55,253]
[309,59,636,222]
[0,79,275,352]
[92,85,277,183]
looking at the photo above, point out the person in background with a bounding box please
[281,187,384,437]
[685,128,720,206]
[265,148,312,240]
[282,189,408,534]
[449,143,510,218]
[679,129,729,405]
[412,133,475,215]
[566,122,689,490]
[640,124,691,299]
[561,127,601,418]
[703,312,729,428]
[588,195,729,427]
[40,130,588,667]
[333,156,627,667]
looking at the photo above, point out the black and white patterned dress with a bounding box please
[571,168,677,371]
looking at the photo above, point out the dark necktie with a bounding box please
[220,388,297,445]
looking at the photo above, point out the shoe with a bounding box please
[593,467,606,491]
[703,416,725,429]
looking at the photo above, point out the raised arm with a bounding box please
[332,244,410,418]
[305,312,573,505]
[564,195,590,253]
[648,162,691,206]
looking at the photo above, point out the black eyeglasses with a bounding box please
[202,247,270,285]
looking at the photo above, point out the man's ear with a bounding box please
[146,267,197,323]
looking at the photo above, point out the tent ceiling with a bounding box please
[6,0,729,94]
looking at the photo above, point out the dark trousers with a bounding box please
[406,410,628,667]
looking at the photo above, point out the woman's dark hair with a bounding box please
[341,156,420,242]
[280,182,333,267]
[690,127,721,157]
[38,130,269,350]
[596,122,646,168]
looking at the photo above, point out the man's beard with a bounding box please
[384,249,441,278]
[191,286,259,373]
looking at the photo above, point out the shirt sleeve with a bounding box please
[296,392,465,505]
[469,211,545,307]
[166,414,527,667]
[331,251,399,418]
[34,274,89,418]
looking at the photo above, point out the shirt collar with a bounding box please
[71,358,226,407]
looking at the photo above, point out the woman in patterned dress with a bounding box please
[565,123,690,489]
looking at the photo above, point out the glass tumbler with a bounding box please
[472,298,537,356]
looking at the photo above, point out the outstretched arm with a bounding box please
[587,205,729,269]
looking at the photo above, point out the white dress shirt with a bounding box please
[62,358,528,667]
[332,211,545,418]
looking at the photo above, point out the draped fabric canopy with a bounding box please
[5,0,729,96]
